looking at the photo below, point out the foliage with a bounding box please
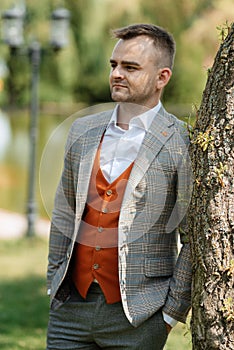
[0,0,234,110]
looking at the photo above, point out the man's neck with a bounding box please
[116,102,159,130]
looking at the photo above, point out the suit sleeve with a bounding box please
[163,239,192,323]
[47,124,76,292]
[163,124,193,323]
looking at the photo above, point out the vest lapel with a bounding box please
[75,112,112,220]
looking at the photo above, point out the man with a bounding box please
[47,24,192,349]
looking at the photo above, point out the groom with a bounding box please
[47,23,192,350]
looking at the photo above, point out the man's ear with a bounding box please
[156,67,172,90]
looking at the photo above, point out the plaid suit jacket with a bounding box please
[47,105,192,327]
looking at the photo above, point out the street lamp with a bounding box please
[50,8,70,50]
[1,7,25,49]
[1,6,70,237]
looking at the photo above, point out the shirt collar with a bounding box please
[108,101,162,132]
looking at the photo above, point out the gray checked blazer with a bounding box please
[47,105,192,327]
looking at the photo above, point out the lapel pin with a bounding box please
[161,131,168,137]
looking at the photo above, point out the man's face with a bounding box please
[109,36,163,108]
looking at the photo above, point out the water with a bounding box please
[0,103,115,220]
[0,108,67,219]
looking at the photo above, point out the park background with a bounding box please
[0,0,233,349]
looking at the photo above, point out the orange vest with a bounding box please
[72,142,133,304]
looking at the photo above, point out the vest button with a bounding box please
[93,263,99,270]
[97,226,103,233]
[95,246,101,251]
[106,189,112,196]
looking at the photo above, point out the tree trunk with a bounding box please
[188,24,234,349]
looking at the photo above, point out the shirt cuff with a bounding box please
[162,311,178,328]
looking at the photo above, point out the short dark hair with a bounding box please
[112,23,176,70]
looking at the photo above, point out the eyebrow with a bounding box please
[110,59,141,67]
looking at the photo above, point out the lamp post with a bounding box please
[1,6,70,237]
[27,40,41,237]
[1,7,25,49]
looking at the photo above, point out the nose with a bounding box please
[110,65,124,80]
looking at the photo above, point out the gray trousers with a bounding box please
[47,283,168,350]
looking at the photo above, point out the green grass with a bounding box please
[166,322,192,350]
[0,238,192,349]
[0,238,48,350]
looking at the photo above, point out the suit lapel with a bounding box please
[122,106,175,203]
[75,106,175,230]
[75,111,112,216]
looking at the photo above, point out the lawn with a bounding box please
[0,238,192,350]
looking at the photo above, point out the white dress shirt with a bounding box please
[100,102,177,328]
[100,102,161,183]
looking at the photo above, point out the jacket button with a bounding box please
[93,263,99,270]
[106,189,112,196]
[95,246,101,251]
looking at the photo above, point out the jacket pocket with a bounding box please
[144,257,175,277]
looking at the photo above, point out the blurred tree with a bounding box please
[188,23,234,349]
[5,50,29,106]
[65,0,109,103]
[139,0,216,105]
[66,0,144,104]
[1,0,75,106]
[65,0,221,108]
[140,0,215,33]
[179,0,234,106]
[1,0,233,110]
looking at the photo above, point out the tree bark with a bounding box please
[188,24,234,349]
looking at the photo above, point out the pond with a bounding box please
[0,103,115,221]
[0,108,64,220]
